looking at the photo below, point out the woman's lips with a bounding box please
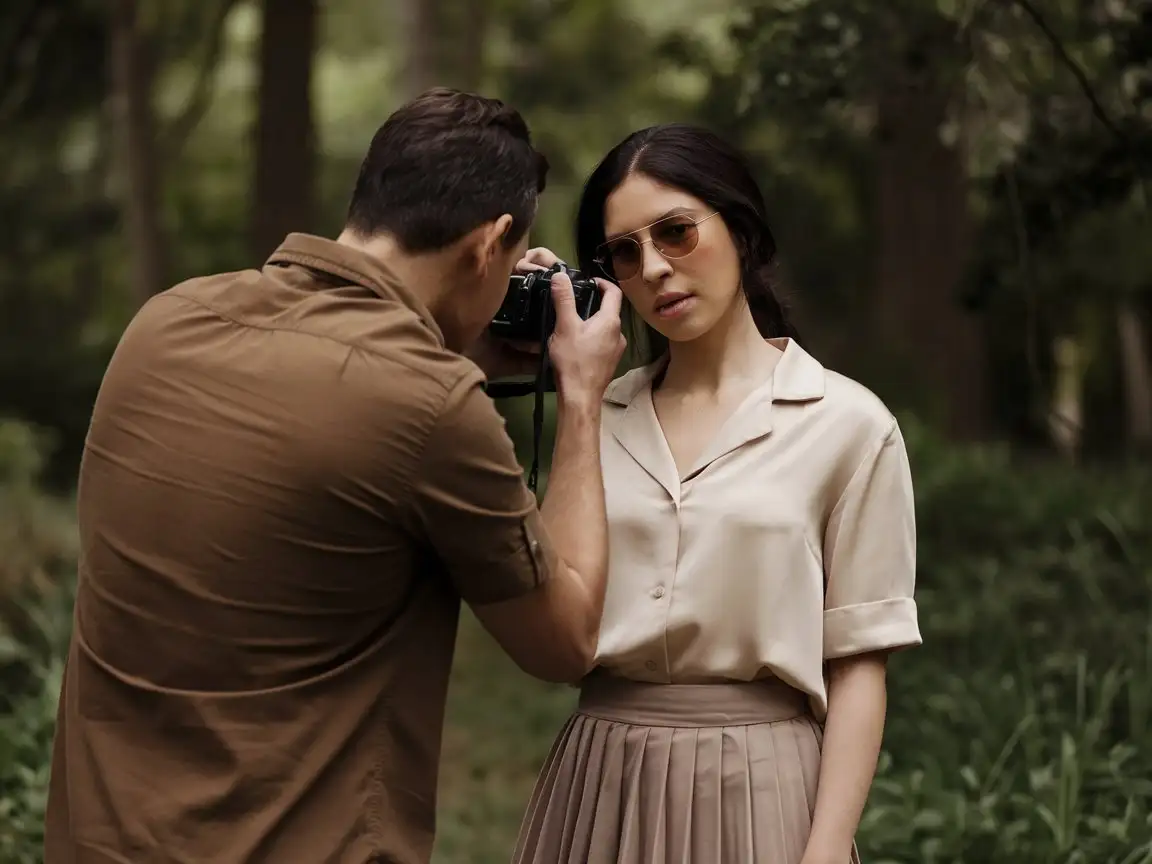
[654,292,695,319]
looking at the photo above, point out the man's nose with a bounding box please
[640,244,673,283]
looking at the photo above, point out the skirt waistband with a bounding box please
[576,673,810,728]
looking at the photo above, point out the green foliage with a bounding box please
[863,419,1152,862]
[0,657,62,864]
[2,1,1152,856]
[0,422,75,863]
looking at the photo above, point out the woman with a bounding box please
[511,124,922,864]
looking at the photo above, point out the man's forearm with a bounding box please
[539,397,609,655]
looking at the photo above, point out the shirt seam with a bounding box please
[823,419,898,530]
[407,369,477,530]
[160,290,444,382]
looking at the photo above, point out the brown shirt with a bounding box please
[44,234,558,864]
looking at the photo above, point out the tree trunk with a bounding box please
[109,0,167,303]
[453,0,488,92]
[872,41,989,439]
[250,0,318,261]
[399,0,487,99]
[1049,335,1084,461]
[400,0,442,99]
[1117,300,1152,451]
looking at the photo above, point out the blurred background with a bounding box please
[2,0,1151,861]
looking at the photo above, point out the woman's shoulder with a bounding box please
[809,367,911,499]
[819,367,898,437]
[776,339,897,444]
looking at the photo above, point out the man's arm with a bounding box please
[539,397,609,651]
[470,395,608,683]
[420,273,624,684]
[471,273,623,682]
[410,372,609,684]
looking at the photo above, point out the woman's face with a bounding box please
[600,172,744,343]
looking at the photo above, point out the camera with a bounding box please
[484,263,602,492]
[488,263,601,342]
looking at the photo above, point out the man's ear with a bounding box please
[475,214,515,273]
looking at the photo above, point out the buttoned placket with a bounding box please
[612,376,778,681]
[598,339,829,685]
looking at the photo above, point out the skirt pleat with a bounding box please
[511,674,861,864]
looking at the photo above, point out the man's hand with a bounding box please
[547,272,626,406]
[516,247,565,273]
[473,244,623,391]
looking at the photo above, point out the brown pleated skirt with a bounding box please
[511,674,861,864]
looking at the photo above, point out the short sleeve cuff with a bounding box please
[823,597,921,659]
[461,508,559,606]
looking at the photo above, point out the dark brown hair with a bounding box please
[346,88,549,252]
[576,123,798,363]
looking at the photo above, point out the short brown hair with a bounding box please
[345,88,549,252]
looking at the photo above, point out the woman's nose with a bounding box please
[640,243,673,283]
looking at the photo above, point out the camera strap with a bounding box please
[483,304,552,494]
[527,349,548,493]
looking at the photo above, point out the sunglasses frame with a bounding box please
[593,211,720,281]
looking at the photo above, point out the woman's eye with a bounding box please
[657,222,691,240]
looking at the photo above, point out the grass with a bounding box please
[4,417,1152,863]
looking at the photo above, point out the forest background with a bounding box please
[2,0,1152,861]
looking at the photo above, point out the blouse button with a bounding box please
[645,660,658,671]
[652,585,665,599]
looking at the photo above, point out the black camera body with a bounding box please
[484,263,602,491]
[488,263,601,342]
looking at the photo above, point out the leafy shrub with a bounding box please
[859,418,1152,864]
[0,421,75,864]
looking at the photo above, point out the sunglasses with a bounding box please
[593,211,719,282]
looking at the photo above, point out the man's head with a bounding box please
[341,88,549,349]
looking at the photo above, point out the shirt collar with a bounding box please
[264,233,445,346]
[604,337,826,406]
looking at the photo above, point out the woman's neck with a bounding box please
[659,300,782,396]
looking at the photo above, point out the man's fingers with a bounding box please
[593,277,624,319]
[550,272,579,328]
[526,247,563,268]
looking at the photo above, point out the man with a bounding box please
[44,88,626,864]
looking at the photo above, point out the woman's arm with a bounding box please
[800,652,889,864]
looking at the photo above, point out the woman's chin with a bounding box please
[647,313,711,344]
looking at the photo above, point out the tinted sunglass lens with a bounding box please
[610,240,642,280]
[652,222,699,257]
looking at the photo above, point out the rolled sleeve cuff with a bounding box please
[823,597,921,659]
[460,509,559,606]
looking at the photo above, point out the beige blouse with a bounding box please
[593,337,922,718]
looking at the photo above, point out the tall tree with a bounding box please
[250,0,319,260]
[872,9,988,438]
[109,0,167,302]
[976,0,1152,454]
[399,0,489,99]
